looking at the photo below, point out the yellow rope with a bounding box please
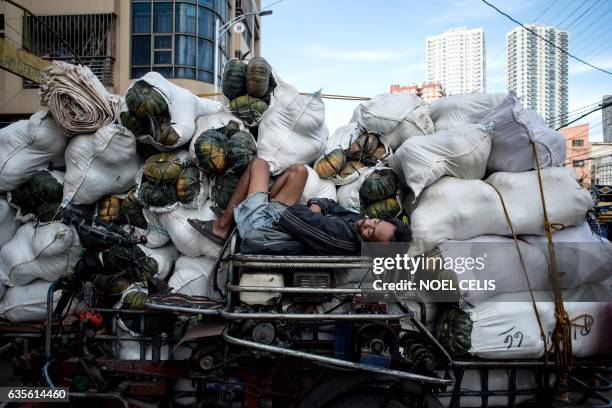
[530,141,573,375]
[486,182,549,365]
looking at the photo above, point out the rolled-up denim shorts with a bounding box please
[234,192,288,237]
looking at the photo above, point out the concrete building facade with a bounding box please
[389,82,446,102]
[560,123,591,182]
[506,24,568,128]
[603,95,612,143]
[591,143,612,185]
[426,27,485,96]
[0,0,262,123]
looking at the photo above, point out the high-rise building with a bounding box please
[426,27,485,96]
[506,25,568,128]
[389,82,446,102]
[0,0,263,123]
[603,95,612,143]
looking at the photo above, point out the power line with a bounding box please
[534,0,557,22]
[556,103,612,130]
[556,0,590,28]
[571,5,612,45]
[565,0,604,31]
[480,0,612,76]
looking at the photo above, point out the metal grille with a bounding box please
[23,13,116,87]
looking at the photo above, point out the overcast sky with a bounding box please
[260,0,612,141]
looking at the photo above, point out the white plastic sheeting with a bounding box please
[430,92,505,131]
[168,255,217,298]
[300,165,337,205]
[0,280,61,322]
[0,198,19,247]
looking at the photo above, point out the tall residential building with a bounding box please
[426,27,485,96]
[389,82,446,102]
[0,0,263,124]
[507,24,568,128]
[603,95,612,143]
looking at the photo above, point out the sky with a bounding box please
[260,0,612,141]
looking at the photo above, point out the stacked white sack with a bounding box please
[0,222,78,287]
[63,124,141,205]
[144,200,220,258]
[410,168,592,253]
[0,198,19,247]
[40,61,121,136]
[430,92,505,131]
[351,93,435,150]
[439,222,612,305]
[140,244,179,281]
[462,283,612,359]
[0,111,67,192]
[389,123,491,198]
[257,82,328,175]
[0,280,61,322]
[480,91,566,173]
[300,165,337,204]
[126,72,222,150]
[168,255,219,299]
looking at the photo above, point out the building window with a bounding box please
[573,160,585,167]
[0,14,4,39]
[130,0,230,83]
[572,139,584,147]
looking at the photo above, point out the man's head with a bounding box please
[355,218,412,243]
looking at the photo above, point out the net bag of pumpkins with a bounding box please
[8,169,65,223]
[135,151,209,213]
[101,244,178,282]
[121,72,221,150]
[314,122,390,186]
[222,57,277,127]
[337,167,402,220]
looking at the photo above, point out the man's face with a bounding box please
[355,218,396,242]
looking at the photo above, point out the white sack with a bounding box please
[135,212,171,248]
[63,124,141,205]
[141,244,179,280]
[389,124,491,198]
[317,122,391,185]
[0,222,78,287]
[440,223,611,305]
[145,201,220,258]
[168,255,217,298]
[0,280,61,322]
[0,111,67,192]
[189,111,245,158]
[351,93,435,150]
[130,72,221,150]
[480,91,567,173]
[257,82,328,175]
[430,92,505,131]
[0,198,19,247]
[337,167,401,216]
[410,168,592,253]
[300,165,337,204]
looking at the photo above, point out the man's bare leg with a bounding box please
[269,164,308,205]
[211,158,270,238]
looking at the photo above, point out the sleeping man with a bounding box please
[188,158,411,255]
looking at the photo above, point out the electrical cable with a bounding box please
[480,0,612,75]
[555,0,590,28]
[556,103,612,130]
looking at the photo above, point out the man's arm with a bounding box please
[307,198,349,215]
[278,204,360,255]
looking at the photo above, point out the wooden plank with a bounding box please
[0,37,49,83]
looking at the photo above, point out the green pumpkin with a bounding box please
[363,197,400,219]
[30,170,63,202]
[262,71,277,104]
[216,121,242,138]
[193,129,228,174]
[246,57,271,98]
[222,58,248,101]
[338,160,366,179]
[211,171,239,208]
[315,149,346,178]
[126,80,169,121]
[138,181,178,207]
[226,131,257,173]
[93,272,132,295]
[348,132,380,158]
[97,195,123,223]
[120,189,147,229]
[359,169,399,205]
[176,167,201,203]
[120,111,149,137]
[229,95,268,126]
[143,152,184,184]
[158,122,180,146]
[102,245,147,274]
[436,308,473,356]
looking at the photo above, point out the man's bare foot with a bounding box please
[212,220,230,239]
[187,219,228,245]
